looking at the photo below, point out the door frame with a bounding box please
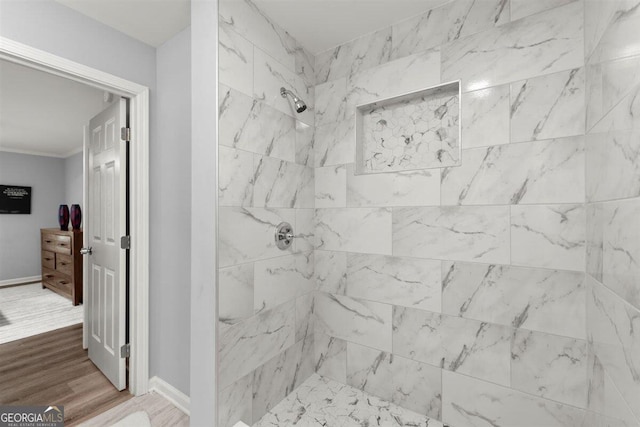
[0,36,150,396]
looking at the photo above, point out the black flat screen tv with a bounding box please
[0,185,32,214]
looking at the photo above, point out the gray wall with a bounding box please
[190,0,218,424]
[64,152,83,208]
[0,152,64,281]
[1,0,193,397]
[151,27,191,396]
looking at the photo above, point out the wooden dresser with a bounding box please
[41,228,83,305]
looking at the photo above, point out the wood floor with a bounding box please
[0,323,132,426]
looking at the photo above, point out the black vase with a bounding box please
[70,204,82,230]
[58,205,70,231]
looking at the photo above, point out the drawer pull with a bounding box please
[59,281,68,285]
[44,274,54,279]
[45,240,52,243]
[44,257,52,261]
[60,262,67,266]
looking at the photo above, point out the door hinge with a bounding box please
[120,235,130,250]
[120,343,130,358]
[120,127,131,142]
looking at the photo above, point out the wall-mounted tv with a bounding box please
[0,185,32,214]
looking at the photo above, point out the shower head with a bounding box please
[280,87,307,113]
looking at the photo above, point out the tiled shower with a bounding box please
[217,0,640,426]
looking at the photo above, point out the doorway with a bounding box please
[0,36,150,399]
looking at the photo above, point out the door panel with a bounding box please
[87,98,127,391]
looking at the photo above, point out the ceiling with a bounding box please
[0,59,106,158]
[252,0,453,54]
[55,0,190,47]
[55,0,448,54]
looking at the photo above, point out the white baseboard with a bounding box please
[0,276,40,288]
[148,376,190,416]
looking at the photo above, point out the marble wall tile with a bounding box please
[347,164,440,207]
[254,252,314,314]
[253,48,314,125]
[219,207,295,267]
[219,0,296,71]
[461,84,510,149]
[442,1,584,92]
[295,292,314,342]
[586,130,640,202]
[252,338,314,421]
[601,198,640,310]
[314,332,347,383]
[589,85,640,134]
[346,342,393,401]
[510,0,576,21]
[586,203,604,282]
[218,374,253,427]
[253,156,314,208]
[219,84,296,162]
[315,165,347,208]
[219,301,296,389]
[314,119,355,167]
[391,0,509,60]
[585,0,640,64]
[315,208,392,254]
[586,354,639,426]
[346,342,442,419]
[442,137,584,205]
[393,307,511,385]
[393,206,510,264]
[587,277,640,420]
[442,262,586,339]
[346,254,441,312]
[391,351,442,420]
[511,329,588,407]
[314,250,347,294]
[315,28,392,84]
[346,49,441,109]
[218,146,255,207]
[442,371,586,427]
[295,121,314,167]
[586,55,640,131]
[219,25,253,97]
[314,77,348,126]
[294,208,315,253]
[294,44,315,87]
[510,68,585,143]
[219,263,254,325]
[511,204,586,271]
[315,292,392,352]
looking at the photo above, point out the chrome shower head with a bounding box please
[280,87,307,113]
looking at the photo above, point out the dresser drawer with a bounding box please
[42,267,73,299]
[42,250,55,269]
[42,266,58,283]
[41,233,72,255]
[56,253,73,276]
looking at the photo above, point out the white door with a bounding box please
[85,98,128,390]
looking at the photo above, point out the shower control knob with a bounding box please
[275,222,294,250]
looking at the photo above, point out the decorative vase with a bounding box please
[58,204,70,231]
[70,204,82,230]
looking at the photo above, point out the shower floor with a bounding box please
[253,374,443,427]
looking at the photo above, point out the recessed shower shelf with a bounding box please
[355,80,462,175]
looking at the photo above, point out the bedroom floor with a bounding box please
[253,374,443,427]
[0,323,131,426]
[0,282,83,344]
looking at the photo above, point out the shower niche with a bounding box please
[355,80,461,175]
